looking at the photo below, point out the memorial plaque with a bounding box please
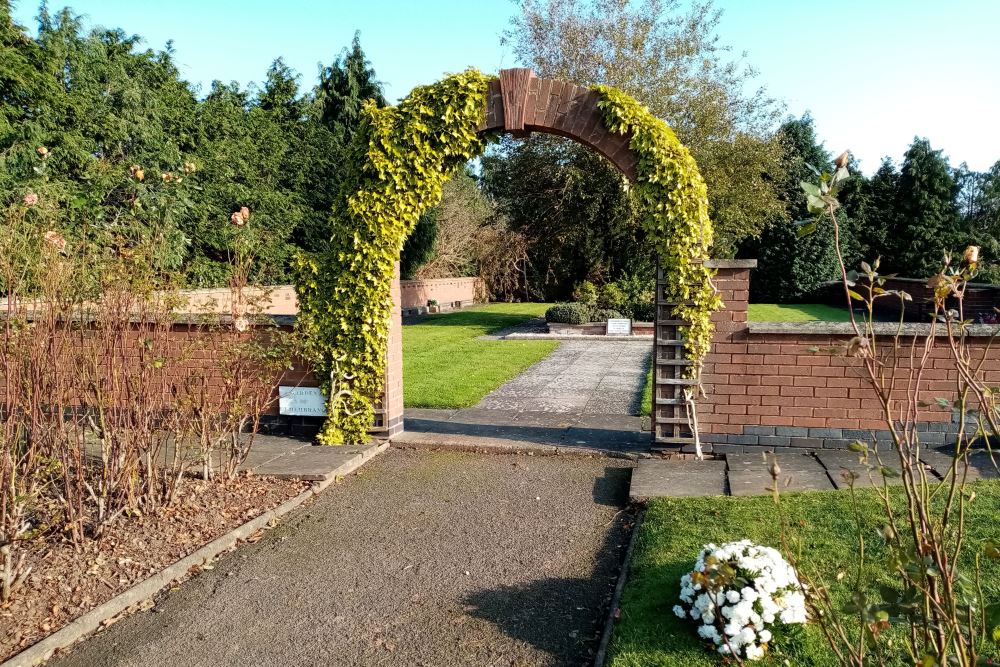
[606,318,632,336]
[278,386,327,416]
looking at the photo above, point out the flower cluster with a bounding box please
[230,206,250,227]
[673,540,807,661]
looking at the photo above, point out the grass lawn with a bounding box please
[748,303,852,322]
[609,484,1000,666]
[402,302,558,408]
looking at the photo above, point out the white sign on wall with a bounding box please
[606,318,632,336]
[278,386,327,417]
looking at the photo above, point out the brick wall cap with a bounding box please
[704,259,757,269]
[749,320,1000,337]
[818,276,1000,290]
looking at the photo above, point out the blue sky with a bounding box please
[12,0,1000,173]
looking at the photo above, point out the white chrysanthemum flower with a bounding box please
[673,540,806,660]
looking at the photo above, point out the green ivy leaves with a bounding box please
[595,86,721,377]
[294,69,492,445]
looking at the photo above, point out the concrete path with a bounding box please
[241,436,381,481]
[50,449,634,667]
[477,340,651,415]
[629,448,1000,500]
[400,408,651,453]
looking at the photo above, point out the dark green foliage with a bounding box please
[741,115,854,302]
[956,160,1000,281]
[843,157,899,263]
[480,134,648,301]
[588,307,624,321]
[545,302,592,324]
[318,32,385,144]
[400,208,437,279]
[884,138,963,277]
[0,6,386,286]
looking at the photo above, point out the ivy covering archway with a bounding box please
[295,69,719,445]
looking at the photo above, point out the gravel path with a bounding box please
[50,449,634,667]
[477,340,651,415]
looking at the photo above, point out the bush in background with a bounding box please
[545,302,592,324]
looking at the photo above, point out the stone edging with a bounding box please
[1,442,388,667]
[748,320,1000,337]
[502,333,654,342]
[391,432,647,460]
[593,506,645,667]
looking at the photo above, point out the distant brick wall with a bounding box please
[814,277,1000,323]
[399,277,481,310]
[697,265,1000,453]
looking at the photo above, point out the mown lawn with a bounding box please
[748,303,852,322]
[609,484,1000,666]
[402,302,558,408]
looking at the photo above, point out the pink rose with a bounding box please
[43,230,67,252]
[24,192,39,206]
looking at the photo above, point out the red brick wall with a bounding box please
[399,277,481,310]
[814,276,1000,323]
[1,267,406,442]
[699,265,999,452]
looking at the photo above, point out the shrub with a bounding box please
[630,300,656,322]
[572,280,599,305]
[545,302,591,324]
[597,282,626,311]
[589,307,624,321]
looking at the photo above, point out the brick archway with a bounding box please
[378,69,689,448]
[479,69,637,179]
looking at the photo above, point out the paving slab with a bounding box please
[402,409,650,454]
[919,448,1000,482]
[476,340,650,416]
[249,442,382,481]
[815,450,907,489]
[726,453,835,496]
[629,459,728,500]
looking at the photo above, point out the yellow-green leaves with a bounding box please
[595,86,720,377]
[294,69,492,445]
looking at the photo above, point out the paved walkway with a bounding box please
[397,340,653,454]
[399,408,651,453]
[629,449,1000,500]
[241,436,381,481]
[477,340,651,415]
[50,449,633,667]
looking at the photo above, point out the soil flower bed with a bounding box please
[0,474,307,661]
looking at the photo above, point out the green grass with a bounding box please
[748,303,851,322]
[609,484,1000,666]
[402,302,558,408]
[639,367,653,417]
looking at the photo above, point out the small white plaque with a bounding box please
[606,318,632,336]
[279,386,327,416]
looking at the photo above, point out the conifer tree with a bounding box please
[886,138,963,277]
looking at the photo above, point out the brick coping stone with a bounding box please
[749,320,1000,337]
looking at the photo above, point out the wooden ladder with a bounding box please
[652,265,696,450]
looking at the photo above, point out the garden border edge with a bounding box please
[1,441,389,667]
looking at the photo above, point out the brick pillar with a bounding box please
[698,259,756,448]
[381,262,405,437]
